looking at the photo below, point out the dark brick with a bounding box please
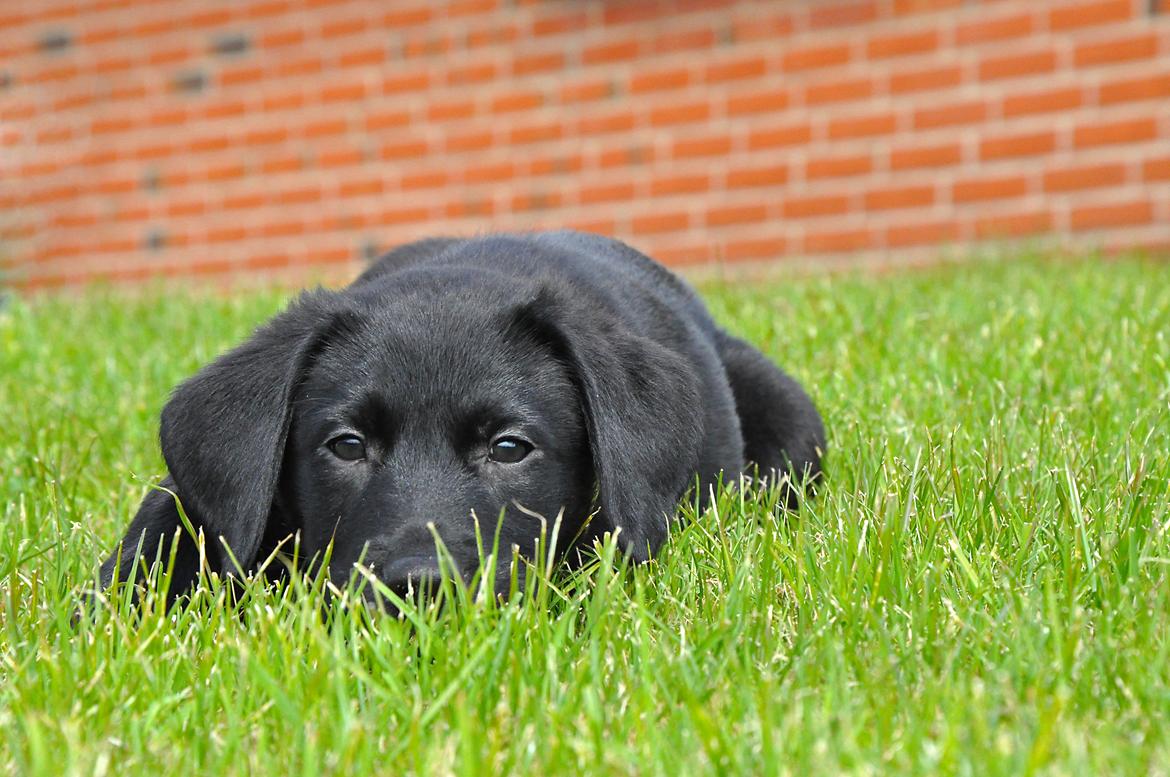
[173,69,207,93]
[38,29,73,53]
[211,32,252,56]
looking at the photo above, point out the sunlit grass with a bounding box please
[2,254,1168,774]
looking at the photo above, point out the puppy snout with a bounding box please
[379,555,443,600]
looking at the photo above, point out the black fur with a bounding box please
[99,231,824,603]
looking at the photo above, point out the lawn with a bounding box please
[2,255,1168,775]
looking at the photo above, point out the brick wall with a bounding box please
[2,0,1169,289]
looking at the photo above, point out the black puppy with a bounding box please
[100,231,824,603]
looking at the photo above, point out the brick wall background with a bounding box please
[2,0,1169,289]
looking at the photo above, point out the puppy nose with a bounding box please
[379,555,442,600]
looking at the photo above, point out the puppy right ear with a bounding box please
[100,290,349,596]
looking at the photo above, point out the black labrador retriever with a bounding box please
[100,231,824,603]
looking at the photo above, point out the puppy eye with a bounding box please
[489,437,533,464]
[327,434,367,461]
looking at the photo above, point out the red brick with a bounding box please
[867,29,938,59]
[302,118,347,139]
[261,154,302,174]
[955,12,1033,46]
[579,182,637,205]
[890,142,963,169]
[783,195,850,219]
[1144,157,1170,181]
[888,64,962,94]
[318,146,364,167]
[583,39,640,65]
[245,0,291,18]
[804,76,874,105]
[748,123,813,149]
[382,6,431,26]
[365,109,411,131]
[428,99,476,122]
[446,62,498,86]
[1073,117,1158,149]
[578,111,637,135]
[980,130,1056,160]
[652,27,716,54]
[261,218,306,237]
[1043,162,1127,192]
[338,46,386,68]
[462,161,514,184]
[449,0,498,18]
[512,52,565,76]
[782,43,851,71]
[979,49,1057,81]
[952,174,1028,203]
[205,161,247,181]
[649,102,710,126]
[1099,72,1170,105]
[726,164,789,189]
[511,190,564,212]
[914,100,987,129]
[1071,200,1153,230]
[511,121,563,144]
[277,186,322,205]
[444,129,494,153]
[810,1,878,28]
[224,192,266,210]
[726,88,790,115]
[445,198,494,219]
[724,236,788,261]
[1002,86,1084,117]
[603,3,664,25]
[377,206,430,226]
[973,210,1053,239]
[529,153,584,176]
[650,173,709,196]
[560,78,614,103]
[865,185,934,211]
[1074,32,1158,67]
[806,153,872,179]
[706,204,768,227]
[382,71,430,94]
[262,91,305,113]
[886,220,960,247]
[490,90,544,113]
[382,137,431,158]
[704,56,767,83]
[828,112,898,140]
[222,64,264,86]
[597,146,656,168]
[892,0,963,12]
[672,135,734,158]
[533,10,587,36]
[1049,0,1132,31]
[630,68,691,94]
[632,211,690,234]
[804,227,873,253]
[322,16,367,38]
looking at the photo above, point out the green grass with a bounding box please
[2,255,1169,775]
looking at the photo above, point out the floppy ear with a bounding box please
[517,289,704,562]
[157,289,347,572]
[100,290,346,595]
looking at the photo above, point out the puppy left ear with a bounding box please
[514,289,704,562]
[158,289,346,572]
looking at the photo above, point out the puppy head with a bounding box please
[283,278,595,600]
[155,267,702,604]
